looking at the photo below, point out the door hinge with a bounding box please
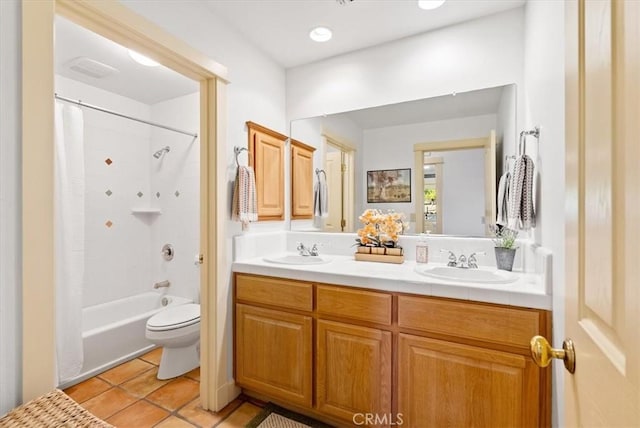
[341,163,347,172]
[198,254,204,264]
[340,219,346,230]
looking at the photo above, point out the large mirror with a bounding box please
[289,84,516,237]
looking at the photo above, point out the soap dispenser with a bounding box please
[416,233,429,264]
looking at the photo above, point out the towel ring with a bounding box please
[234,147,248,167]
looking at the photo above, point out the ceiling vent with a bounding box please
[65,57,119,79]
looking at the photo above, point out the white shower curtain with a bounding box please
[54,101,85,384]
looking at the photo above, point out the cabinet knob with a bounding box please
[530,335,576,374]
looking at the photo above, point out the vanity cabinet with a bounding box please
[234,273,551,428]
[247,121,287,221]
[291,139,316,220]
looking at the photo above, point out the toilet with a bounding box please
[145,303,200,380]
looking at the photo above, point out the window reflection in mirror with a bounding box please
[289,84,516,237]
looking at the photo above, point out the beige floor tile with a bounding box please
[153,415,197,428]
[140,347,163,366]
[120,367,171,398]
[64,377,111,404]
[184,367,200,382]
[81,388,138,420]
[216,402,262,428]
[106,400,170,428]
[146,377,199,411]
[98,359,155,385]
[178,397,243,427]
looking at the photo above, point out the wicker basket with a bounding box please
[0,389,114,427]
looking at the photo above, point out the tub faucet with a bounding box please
[154,280,170,289]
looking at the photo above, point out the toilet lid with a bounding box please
[147,303,200,331]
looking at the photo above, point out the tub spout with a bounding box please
[154,280,170,289]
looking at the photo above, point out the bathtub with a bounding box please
[59,292,191,388]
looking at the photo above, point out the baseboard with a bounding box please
[214,381,241,411]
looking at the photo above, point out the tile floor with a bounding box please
[64,348,263,428]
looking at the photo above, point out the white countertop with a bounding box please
[232,253,552,310]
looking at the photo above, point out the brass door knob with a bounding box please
[530,335,576,374]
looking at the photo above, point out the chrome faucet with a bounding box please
[467,252,485,269]
[441,250,458,267]
[297,242,320,257]
[457,254,468,269]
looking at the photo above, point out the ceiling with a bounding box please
[205,0,526,68]
[55,16,198,105]
[337,85,506,130]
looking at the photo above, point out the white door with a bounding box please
[324,151,343,232]
[549,1,640,425]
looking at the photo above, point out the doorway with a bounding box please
[322,135,355,233]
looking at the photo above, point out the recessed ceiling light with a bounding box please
[418,0,446,10]
[309,26,332,43]
[127,49,160,67]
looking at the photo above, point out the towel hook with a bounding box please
[315,168,326,178]
[234,147,248,167]
[519,126,540,156]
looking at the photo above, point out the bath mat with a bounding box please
[245,403,333,428]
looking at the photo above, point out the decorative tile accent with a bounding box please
[156,192,161,199]
[137,191,144,198]
[104,158,113,166]
[105,220,113,228]
[105,189,112,197]
[174,190,180,198]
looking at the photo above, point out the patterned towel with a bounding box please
[313,172,328,217]
[232,165,258,230]
[496,169,511,226]
[507,155,536,230]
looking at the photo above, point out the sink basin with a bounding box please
[263,255,331,265]
[415,266,517,284]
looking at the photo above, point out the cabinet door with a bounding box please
[317,320,392,427]
[235,304,312,407]
[398,333,540,428]
[291,141,315,219]
[252,129,285,220]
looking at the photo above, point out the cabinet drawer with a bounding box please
[317,285,392,325]
[236,274,313,312]
[398,295,541,349]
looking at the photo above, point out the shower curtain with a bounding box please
[54,101,85,384]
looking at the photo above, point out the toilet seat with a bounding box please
[147,303,200,332]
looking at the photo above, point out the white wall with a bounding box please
[286,8,524,122]
[0,0,22,415]
[149,92,201,303]
[362,114,496,232]
[523,2,565,427]
[496,84,518,171]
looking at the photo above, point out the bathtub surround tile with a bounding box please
[106,400,169,427]
[146,377,199,411]
[99,358,155,385]
[64,377,111,403]
[120,367,170,398]
[216,402,263,428]
[140,347,163,366]
[178,397,242,427]
[154,416,197,427]
[81,387,137,420]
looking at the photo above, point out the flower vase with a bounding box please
[494,247,516,271]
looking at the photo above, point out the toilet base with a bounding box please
[157,344,199,380]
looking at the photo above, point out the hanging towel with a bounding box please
[507,155,536,230]
[313,172,329,218]
[232,165,258,230]
[496,168,511,226]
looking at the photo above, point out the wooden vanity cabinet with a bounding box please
[234,274,550,428]
[247,121,287,221]
[291,139,316,220]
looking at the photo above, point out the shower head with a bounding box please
[153,146,170,159]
